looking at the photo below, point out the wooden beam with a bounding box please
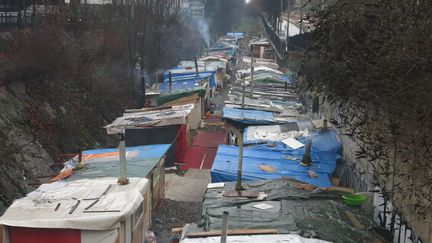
[187,229,278,238]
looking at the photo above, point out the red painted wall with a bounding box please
[9,227,81,243]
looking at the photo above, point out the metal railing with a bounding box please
[261,15,286,59]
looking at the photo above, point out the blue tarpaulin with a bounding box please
[211,131,342,187]
[162,70,216,88]
[222,108,285,125]
[68,144,171,180]
[227,32,244,38]
[159,79,205,93]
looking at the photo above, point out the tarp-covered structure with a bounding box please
[193,179,374,243]
[181,234,329,243]
[65,145,170,180]
[212,130,342,187]
[105,104,195,166]
[0,178,152,243]
[222,107,291,126]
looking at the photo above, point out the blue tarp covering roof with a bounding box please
[222,108,286,125]
[159,79,205,93]
[227,32,244,38]
[211,130,342,188]
[162,70,216,88]
[67,144,171,180]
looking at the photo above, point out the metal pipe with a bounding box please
[118,133,129,185]
[141,75,146,107]
[169,72,173,93]
[235,129,244,191]
[241,75,245,108]
[286,0,290,51]
[221,211,229,243]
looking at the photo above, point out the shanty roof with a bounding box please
[65,144,170,180]
[188,178,374,243]
[0,178,148,230]
[244,123,302,144]
[159,78,207,94]
[249,37,270,46]
[181,234,329,243]
[245,72,290,84]
[242,57,280,70]
[105,104,195,134]
[226,32,244,38]
[225,95,301,113]
[179,60,227,70]
[199,55,229,63]
[162,71,216,88]
[222,108,288,126]
[211,139,339,187]
[237,66,284,75]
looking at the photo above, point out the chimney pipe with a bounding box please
[169,72,173,93]
[194,56,199,77]
[76,151,84,169]
[78,151,82,164]
[118,133,129,185]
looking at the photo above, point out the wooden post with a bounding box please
[301,140,312,166]
[235,129,244,191]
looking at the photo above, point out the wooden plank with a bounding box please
[187,229,278,238]
[171,227,184,234]
[345,211,365,229]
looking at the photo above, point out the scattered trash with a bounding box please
[145,231,157,243]
[342,194,367,206]
[282,155,297,160]
[282,137,305,149]
[252,203,274,210]
[308,170,317,178]
[207,182,225,189]
[258,164,276,173]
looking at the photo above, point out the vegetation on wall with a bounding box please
[301,0,432,226]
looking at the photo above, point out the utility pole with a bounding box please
[279,0,283,34]
[286,0,290,52]
[300,0,304,34]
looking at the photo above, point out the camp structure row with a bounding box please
[0,32,242,243]
[173,36,379,243]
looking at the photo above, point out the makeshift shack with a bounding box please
[0,178,151,243]
[249,38,274,59]
[105,104,196,166]
[57,144,170,210]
